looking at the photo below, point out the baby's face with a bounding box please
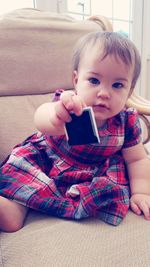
[73,44,134,127]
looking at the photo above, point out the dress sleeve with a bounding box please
[52,89,64,102]
[123,108,142,148]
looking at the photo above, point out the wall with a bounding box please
[140,0,150,99]
[36,0,67,13]
[146,58,150,99]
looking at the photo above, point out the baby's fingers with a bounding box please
[71,94,86,115]
[139,202,150,220]
[55,101,71,123]
[60,91,86,115]
[130,197,150,220]
[130,200,141,216]
[60,91,75,111]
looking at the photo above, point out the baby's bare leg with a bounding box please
[0,196,28,232]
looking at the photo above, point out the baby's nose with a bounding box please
[97,87,110,99]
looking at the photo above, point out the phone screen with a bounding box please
[65,107,100,146]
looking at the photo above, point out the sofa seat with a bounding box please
[0,210,150,267]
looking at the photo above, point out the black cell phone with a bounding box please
[65,107,100,146]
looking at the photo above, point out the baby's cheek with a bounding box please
[82,96,93,106]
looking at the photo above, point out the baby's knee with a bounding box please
[1,216,24,232]
[0,208,24,232]
[0,197,27,232]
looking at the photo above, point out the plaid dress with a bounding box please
[0,106,141,226]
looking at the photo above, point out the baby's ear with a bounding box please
[72,70,78,87]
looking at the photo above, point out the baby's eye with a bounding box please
[88,78,100,85]
[112,82,124,89]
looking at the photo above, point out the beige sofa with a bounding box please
[0,8,150,267]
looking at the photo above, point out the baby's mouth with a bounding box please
[93,103,109,110]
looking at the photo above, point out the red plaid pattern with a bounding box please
[0,106,141,226]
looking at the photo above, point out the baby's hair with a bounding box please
[72,31,141,90]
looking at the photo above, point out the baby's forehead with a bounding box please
[83,40,134,67]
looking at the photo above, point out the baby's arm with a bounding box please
[34,91,85,135]
[122,143,150,219]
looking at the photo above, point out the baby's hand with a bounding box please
[55,91,86,124]
[130,193,150,220]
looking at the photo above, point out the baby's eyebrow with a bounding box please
[86,71,99,75]
[114,78,128,82]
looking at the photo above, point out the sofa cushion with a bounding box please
[0,93,53,163]
[0,8,112,96]
[0,210,150,267]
